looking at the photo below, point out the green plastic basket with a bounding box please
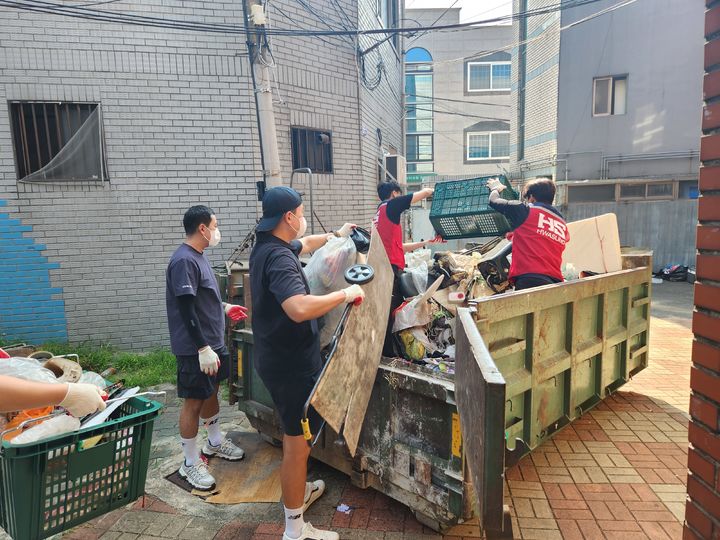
[0,396,162,540]
[430,175,518,239]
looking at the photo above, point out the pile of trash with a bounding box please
[388,239,514,374]
[0,344,142,445]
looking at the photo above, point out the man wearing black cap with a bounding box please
[250,186,362,540]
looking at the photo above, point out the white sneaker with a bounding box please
[282,522,339,540]
[202,437,245,461]
[178,460,215,490]
[303,479,325,512]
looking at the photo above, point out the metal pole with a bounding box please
[245,0,282,187]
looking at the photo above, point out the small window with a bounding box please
[291,127,333,174]
[10,101,107,181]
[619,183,645,199]
[468,62,511,92]
[407,134,433,162]
[466,132,510,160]
[567,184,616,203]
[619,182,676,200]
[593,75,627,116]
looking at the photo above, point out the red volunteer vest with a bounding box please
[373,201,405,269]
[509,205,569,282]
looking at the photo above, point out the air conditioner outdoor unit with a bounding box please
[383,154,407,185]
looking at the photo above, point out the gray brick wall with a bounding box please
[509,0,560,181]
[0,0,403,350]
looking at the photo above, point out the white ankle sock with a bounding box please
[284,505,304,539]
[181,436,199,466]
[202,414,223,447]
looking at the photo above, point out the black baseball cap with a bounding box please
[257,186,303,232]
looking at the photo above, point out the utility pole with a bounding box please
[243,0,282,188]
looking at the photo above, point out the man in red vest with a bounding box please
[374,181,438,356]
[487,177,569,291]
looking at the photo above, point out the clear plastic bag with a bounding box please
[11,414,80,445]
[78,371,107,389]
[0,358,60,384]
[305,236,357,348]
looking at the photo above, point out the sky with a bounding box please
[405,0,513,24]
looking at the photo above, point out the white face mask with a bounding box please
[289,212,307,239]
[202,226,221,247]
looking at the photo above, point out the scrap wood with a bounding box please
[309,226,394,456]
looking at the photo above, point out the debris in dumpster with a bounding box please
[562,213,622,273]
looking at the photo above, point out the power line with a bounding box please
[406,93,511,107]
[407,0,460,44]
[424,0,639,67]
[0,0,614,38]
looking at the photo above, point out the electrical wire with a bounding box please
[422,0,639,67]
[406,93,511,107]
[407,0,460,44]
[0,0,616,38]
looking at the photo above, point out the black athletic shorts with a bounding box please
[175,345,230,400]
[259,371,323,437]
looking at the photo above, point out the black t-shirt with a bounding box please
[165,243,225,356]
[488,198,564,229]
[249,233,321,380]
[384,193,413,224]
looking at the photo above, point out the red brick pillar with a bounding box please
[685,3,720,538]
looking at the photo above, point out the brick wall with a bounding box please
[0,0,402,350]
[684,1,720,537]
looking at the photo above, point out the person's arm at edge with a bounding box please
[411,187,434,204]
[0,375,70,413]
[298,233,332,255]
[176,294,210,350]
[281,291,347,323]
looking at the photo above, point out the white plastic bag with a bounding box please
[0,358,60,384]
[305,236,357,348]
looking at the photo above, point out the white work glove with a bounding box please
[198,346,220,376]
[487,177,506,192]
[336,223,357,238]
[59,383,107,417]
[342,284,365,304]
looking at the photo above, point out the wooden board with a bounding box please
[310,226,394,456]
[191,431,283,503]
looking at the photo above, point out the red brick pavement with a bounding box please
[64,316,692,539]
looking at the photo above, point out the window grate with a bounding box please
[291,127,333,174]
[10,101,107,181]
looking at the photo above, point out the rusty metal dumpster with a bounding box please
[229,251,653,536]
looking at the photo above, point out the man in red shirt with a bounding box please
[487,177,569,291]
[374,181,437,356]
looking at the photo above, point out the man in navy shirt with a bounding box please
[166,205,248,490]
[250,187,362,540]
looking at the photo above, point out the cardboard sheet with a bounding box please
[309,226,394,456]
[562,213,622,274]
[166,431,283,504]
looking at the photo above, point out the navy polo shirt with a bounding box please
[249,232,321,380]
[165,243,225,356]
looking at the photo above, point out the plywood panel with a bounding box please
[310,226,394,456]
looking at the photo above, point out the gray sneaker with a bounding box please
[303,479,325,512]
[202,437,245,461]
[178,460,215,490]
